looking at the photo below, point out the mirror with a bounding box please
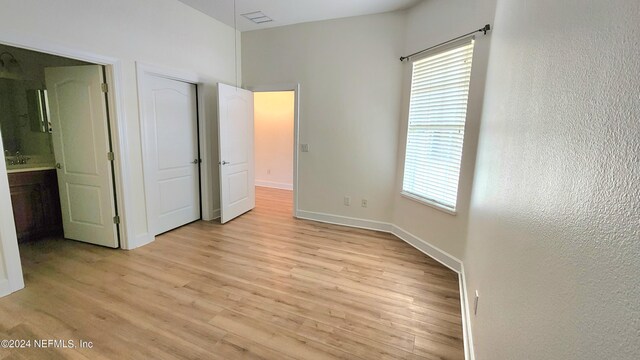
[0,78,53,156]
[26,89,51,133]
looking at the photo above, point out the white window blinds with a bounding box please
[402,39,474,212]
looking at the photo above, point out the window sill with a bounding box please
[400,191,457,216]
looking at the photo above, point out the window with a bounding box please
[401,39,475,213]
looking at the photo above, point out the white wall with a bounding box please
[464,0,640,358]
[254,91,294,190]
[392,0,497,259]
[0,0,240,247]
[243,12,405,222]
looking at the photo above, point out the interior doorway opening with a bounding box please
[253,90,296,218]
[0,44,120,295]
[216,83,300,224]
[0,44,121,255]
[251,86,299,218]
[254,91,295,192]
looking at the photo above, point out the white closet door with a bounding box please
[142,74,200,235]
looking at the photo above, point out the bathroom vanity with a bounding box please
[7,167,62,243]
[1,71,63,242]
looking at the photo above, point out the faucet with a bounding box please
[13,151,29,165]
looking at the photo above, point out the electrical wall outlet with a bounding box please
[361,199,368,207]
[344,196,351,206]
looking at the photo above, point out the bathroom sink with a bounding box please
[5,155,56,173]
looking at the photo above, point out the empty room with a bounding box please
[0,0,637,359]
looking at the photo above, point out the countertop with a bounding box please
[6,165,57,174]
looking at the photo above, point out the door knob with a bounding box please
[55,163,62,169]
[192,159,200,164]
[219,161,230,165]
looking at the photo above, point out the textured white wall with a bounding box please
[464,0,640,358]
[393,0,497,259]
[0,0,239,247]
[254,91,295,189]
[242,12,405,222]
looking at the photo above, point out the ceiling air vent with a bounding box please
[241,11,273,24]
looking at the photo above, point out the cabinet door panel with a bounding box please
[8,170,63,242]
[11,185,35,240]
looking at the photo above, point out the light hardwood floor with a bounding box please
[0,187,464,360]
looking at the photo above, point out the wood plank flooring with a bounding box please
[0,187,464,359]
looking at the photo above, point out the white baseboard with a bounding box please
[390,225,462,273]
[295,210,462,271]
[294,209,473,359]
[296,210,393,233]
[255,180,293,190]
[459,266,476,360]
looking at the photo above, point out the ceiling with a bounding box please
[178,0,422,32]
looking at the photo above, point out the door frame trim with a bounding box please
[247,84,301,218]
[135,62,210,239]
[0,134,23,297]
[0,35,134,296]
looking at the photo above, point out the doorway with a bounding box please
[251,85,300,217]
[218,83,302,224]
[0,44,120,249]
[0,38,135,296]
[254,91,295,192]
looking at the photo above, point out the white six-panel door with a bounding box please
[45,65,118,248]
[217,83,255,223]
[141,75,200,235]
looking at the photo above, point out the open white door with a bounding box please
[217,83,255,224]
[45,65,118,248]
[141,75,200,235]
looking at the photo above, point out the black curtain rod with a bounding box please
[400,24,491,62]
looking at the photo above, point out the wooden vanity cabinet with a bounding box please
[7,170,63,242]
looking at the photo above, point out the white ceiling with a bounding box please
[178,0,422,32]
